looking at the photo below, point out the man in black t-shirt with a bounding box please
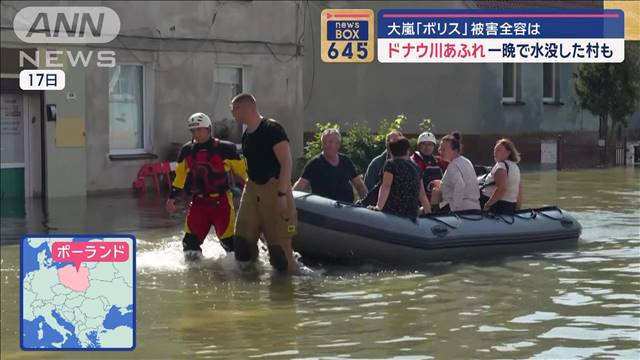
[230,93,297,273]
[293,128,367,202]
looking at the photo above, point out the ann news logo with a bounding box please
[13,7,121,90]
[321,9,374,63]
[13,6,120,44]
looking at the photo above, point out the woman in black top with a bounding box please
[368,137,431,219]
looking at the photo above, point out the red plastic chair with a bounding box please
[132,162,173,194]
[152,162,172,192]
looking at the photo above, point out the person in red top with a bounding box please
[165,112,248,262]
[411,131,448,172]
[411,131,448,200]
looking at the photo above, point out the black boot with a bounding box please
[182,233,203,262]
[219,237,234,253]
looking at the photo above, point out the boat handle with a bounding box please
[431,225,449,237]
[560,218,574,227]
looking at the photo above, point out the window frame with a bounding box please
[501,63,522,104]
[543,63,560,104]
[214,65,245,96]
[108,62,149,155]
[214,65,247,134]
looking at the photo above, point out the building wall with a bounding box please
[1,0,305,195]
[43,54,88,197]
[301,0,640,168]
[84,49,304,192]
[303,1,486,134]
[1,0,637,199]
[302,1,601,134]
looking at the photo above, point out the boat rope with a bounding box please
[424,214,459,229]
[457,212,484,221]
[346,200,460,228]
[514,210,537,220]
[341,199,567,227]
[535,207,566,221]
[498,214,516,225]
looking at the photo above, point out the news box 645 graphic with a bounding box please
[321,9,375,63]
[20,235,135,350]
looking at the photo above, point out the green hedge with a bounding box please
[304,115,433,175]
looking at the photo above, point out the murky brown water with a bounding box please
[1,168,639,359]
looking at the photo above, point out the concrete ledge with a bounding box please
[543,100,565,106]
[501,100,527,106]
[109,153,158,161]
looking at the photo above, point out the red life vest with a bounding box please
[412,151,448,171]
[186,139,230,195]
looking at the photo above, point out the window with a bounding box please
[543,63,559,103]
[502,63,520,103]
[213,66,244,141]
[109,64,145,153]
[215,67,243,96]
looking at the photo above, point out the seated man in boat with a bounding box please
[430,132,481,212]
[363,130,403,191]
[367,136,431,220]
[480,138,523,215]
[293,128,367,202]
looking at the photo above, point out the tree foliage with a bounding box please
[304,114,434,174]
[574,42,640,163]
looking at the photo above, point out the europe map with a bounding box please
[21,236,135,350]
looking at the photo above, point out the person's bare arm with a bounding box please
[419,181,431,214]
[293,177,309,192]
[351,175,368,199]
[373,172,393,210]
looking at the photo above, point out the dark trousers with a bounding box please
[480,194,516,215]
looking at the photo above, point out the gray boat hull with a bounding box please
[292,191,581,264]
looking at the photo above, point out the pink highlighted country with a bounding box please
[57,265,90,292]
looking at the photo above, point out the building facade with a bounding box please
[301,0,640,167]
[1,0,638,202]
[1,1,305,199]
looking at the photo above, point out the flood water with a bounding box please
[1,168,639,359]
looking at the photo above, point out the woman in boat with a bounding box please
[368,136,431,219]
[430,132,480,212]
[480,138,522,215]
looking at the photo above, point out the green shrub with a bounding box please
[303,115,433,175]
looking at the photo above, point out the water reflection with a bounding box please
[0,168,639,359]
[1,193,181,245]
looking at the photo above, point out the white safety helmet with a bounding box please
[187,112,212,131]
[417,131,437,145]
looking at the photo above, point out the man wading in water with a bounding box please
[166,112,248,262]
[230,93,298,273]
